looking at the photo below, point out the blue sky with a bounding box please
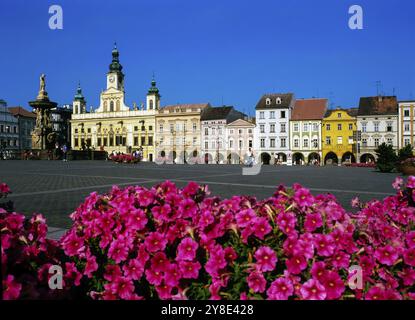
[0,0,414,116]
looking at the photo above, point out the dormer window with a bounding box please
[266,98,271,105]
[276,97,282,104]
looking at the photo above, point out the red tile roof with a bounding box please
[291,98,328,120]
[8,107,36,118]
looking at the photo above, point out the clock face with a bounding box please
[109,76,115,83]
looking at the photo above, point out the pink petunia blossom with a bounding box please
[314,234,336,257]
[267,277,294,300]
[125,209,147,231]
[123,258,144,281]
[406,231,415,249]
[155,283,173,300]
[137,189,155,207]
[252,217,272,239]
[310,261,327,281]
[286,255,308,275]
[254,246,277,272]
[179,260,201,279]
[300,279,327,300]
[2,275,21,300]
[151,252,170,272]
[403,248,415,267]
[293,186,314,208]
[392,177,404,190]
[320,271,345,300]
[365,286,386,300]
[276,211,297,235]
[164,263,182,287]
[235,209,256,228]
[144,232,167,253]
[177,237,198,261]
[407,176,415,189]
[374,245,399,266]
[108,238,129,263]
[84,254,98,278]
[304,212,323,232]
[110,277,135,299]
[224,247,238,264]
[104,264,122,282]
[145,268,164,286]
[62,232,85,257]
[205,247,227,277]
[247,271,267,293]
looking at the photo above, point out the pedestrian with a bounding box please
[61,144,68,162]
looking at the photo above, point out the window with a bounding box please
[362,123,367,132]
[259,111,265,119]
[170,123,174,133]
[149,126,153,131]
[211,141,216,149]
[260,124,265,133]
[97,137,102,146]
[280,138,286,148]
[248,129,252,134]
[110,101,114,112]
[312,139,318,148]
[193,123,197,132]
[337,124,342,131]
[294,139,299,148]
[313,123,319,132]
[404,110,410,117]
[149,100,154,110]
[159,138,164,146]
[270,124,275,133]
[74,139,79,147]
[204,127,209,135]
[337,113,342,118]
[348,136,354,144]
[249,140,253,148]
[134,126,139,131]
[303,123,309,132]
[266,98,271,105]
[176,123,181,132]
[387,138,393,146]
[405,138,411,146]
[337,136,343,145]
[281,111,286,119]
[148,136,153,146]
[212,128,216,135]
[204,141,208,149]
[238,129,242,135]
[260,139,265,148]
[303,139,309,148]
[362,138,367,147]
[280,123,286,133]
[276,97,282,104]
[75,129,78,134]
[374,123,379,132]
[87,128,91,133]
[326,137,331,145]
[239,140,243,149]
[294,123,299,132]
[134,136,139,146]
[193,137,197,146]
[229,140,233,149]
[374,138,380,147]
[387,122,393,132]
[270,111,275,119]
[270,139,275,148]
[326,124,331,131]
[218,127,223,135]
[348,124,353,131]
[141,136,146,146]
[405,123,410,132]
[159,124,163,133]
[103,137,108,146]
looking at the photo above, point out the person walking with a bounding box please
[61,144,68,162]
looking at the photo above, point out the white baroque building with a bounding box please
[398,100,415,148]
[254,93,295,165]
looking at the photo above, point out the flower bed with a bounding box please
[1,178,415,300]
[110,154,140,164]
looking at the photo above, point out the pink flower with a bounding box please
[247,271,267,293]
[300,279,327,300]
[205,247,227,277]
[403,248,415,267]
[267,277,294,300]
[374,245,399,266]
[253,217,272,239]
[314,234,336,257]
[392,177,404,190]
[406,231,415,248]
[293,187,314,208]
[179,260,201,279]
[104,264,122,282]
[145,268,163,286]
[286,255,308,275]
[311,261,327,281]
[304,213,323,232]
[164,263,182,287]
[152,204,172,223]
[182,181,200,197]
[320,271,345,300]
[224,247,238,264]
[177,237,198,261]
[108,238,129,263]
[62,232,85,257]
[65,262,82,286]
[123,258,144,281]
[110,277,135,300]
[137,190,155,207]
[254,246,277,272]
[2,275,21,300]
[351,197,360,208]
[407,176,415,189]
[151,252,169,272]
[276,211,297,235]
[365,286,386,300]
[125,209,147,231]
[144,232,167,253]
[235,209,256,228]
[178,198,197,218]
[84,254,98,278]
[155,283,173,300]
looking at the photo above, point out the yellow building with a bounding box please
[70,44,158,161]
[322,108,357,165]
[155,103,210,163]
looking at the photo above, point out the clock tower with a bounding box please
[107,43,124,91]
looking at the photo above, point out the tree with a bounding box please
[375,143,398,173]
[398,144,413,162]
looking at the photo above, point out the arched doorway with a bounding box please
[342,152,356,164]
[276,153,287,165]
[292,153,305,165]
[308,153,320,165]
[360,153,376,164]
[204,153,213,164]
[261,152,271,165]
[324,152,338,165]
[160,150,166,157]
[227,152,241,165]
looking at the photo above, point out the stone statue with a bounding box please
[133,102,138,111]
[40,74,46,92]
